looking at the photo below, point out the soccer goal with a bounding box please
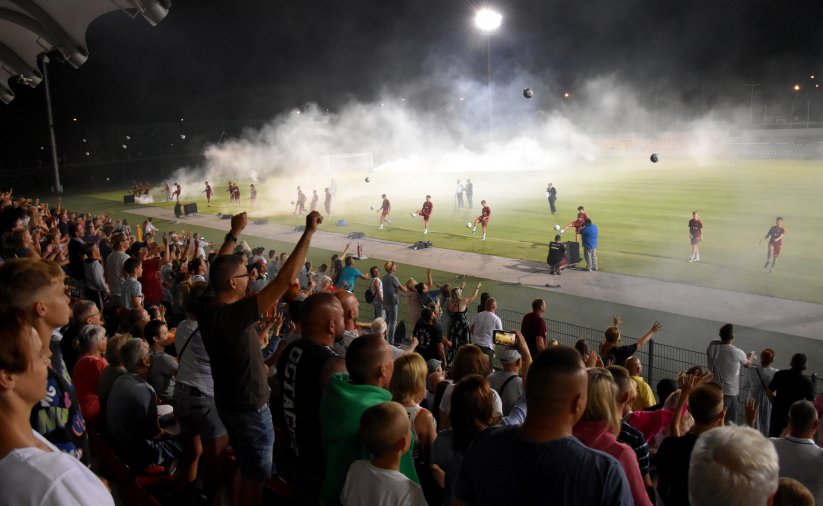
[321,152,374,174]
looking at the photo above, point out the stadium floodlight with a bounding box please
[474,8,502,32]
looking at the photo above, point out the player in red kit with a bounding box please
[760,216,785,273]
[377,193,392,229]
[203,181,213,207]
[470,200,491,240]
[688,210,703,262]
[562,206,588,242]
[411,195,433,235]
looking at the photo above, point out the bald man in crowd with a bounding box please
[332,290,363,357]
[319,334,418,506]
[278,293,347,505]
[454,346,632,505]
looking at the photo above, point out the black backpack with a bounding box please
[364,286,375,303]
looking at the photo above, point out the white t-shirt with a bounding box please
[771,436,823,505]
[440,381,503,418]
[709,343,748,395]
[341,460,426,506]
[472,311,502,349]
[0,431,114,506]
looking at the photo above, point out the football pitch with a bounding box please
[89,158,823,304]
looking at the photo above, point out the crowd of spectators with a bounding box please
[0,188,822,506]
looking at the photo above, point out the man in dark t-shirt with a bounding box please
[688,211,703,263]
[277,293,347,504]
[454,346,632,505]
[547,234,567,274]
[767,353,814,437]
[520,298,547,358]
[198,210,322,506]
[413,307,444,362]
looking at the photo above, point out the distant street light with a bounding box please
[475,8,502,143]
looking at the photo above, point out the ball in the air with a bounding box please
[365,177,370,183]
[553,224,561,231]
[650,153,659,163]
[290,200,295,205]
[369,205,374,210]
[466,222,472,228]
[523,88,534,99]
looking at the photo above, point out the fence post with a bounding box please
[647,339,655,387]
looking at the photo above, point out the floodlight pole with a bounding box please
[41,55,63,194]
[744,83,760,126]
[485,35,493,143]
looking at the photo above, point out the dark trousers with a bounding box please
[548,197,557,214]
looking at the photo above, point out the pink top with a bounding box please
[72,354,108,426]
[574,420,652,506]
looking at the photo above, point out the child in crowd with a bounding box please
[122,257,144,310]
[340,402,426,506]
[144,320,177,404]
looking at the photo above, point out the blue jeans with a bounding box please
[373,300,385,321]
[385,304,399,344]
[218,403,274,481]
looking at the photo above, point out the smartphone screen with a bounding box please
[493,330,516,347]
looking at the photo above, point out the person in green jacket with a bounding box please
[319,333,419,505]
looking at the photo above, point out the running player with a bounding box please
[761,216,785,273]
[203,181,213,207]
[324,187,332,217]
[562,206,588,242]
[310,190,319,211]
[411,195,433,235]
[173,182,182,202]
[377,193,392,229]
[689,211,703,262]
[250,184,257,209]
[294,186,307,215]
[470,200,491,240]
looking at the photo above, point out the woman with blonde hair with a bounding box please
[573,367,652,506]
[390,353,438,504]
[599,314,662,366]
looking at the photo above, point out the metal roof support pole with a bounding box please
[41,54,61,194]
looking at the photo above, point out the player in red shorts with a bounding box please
[760,216,785,273]
[562,206,588,242]
[688,210,703,262]
[377,193,392,229]
[173,182,182,203]
[470,200,491,240]
[410,195,433,235]
[203,181,213,207]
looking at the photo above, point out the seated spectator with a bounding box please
[745,348,777,437]
[688,426,778,506]
[0,306,114,505]
[319,333,418,505]
[122,257,144,310]
[626,356,656,411]
[656,381,722,506]
[431,375,500,505]
[390,353,439,504]
[341,402,426,506]
[767,353,814,437]
[62,299,104,375]
[71,325,108,427]
[488,344,530,417]
[438,344,503,428]
[97,333,130,425]
[770,400,823,504]
[599,314,662,366]
[573,368,651,506]
[773,478,814,506]
[143,320,177,404]
[105,338,183,470]
[453,346,632,505]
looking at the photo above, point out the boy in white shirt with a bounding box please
[341,402,427,506]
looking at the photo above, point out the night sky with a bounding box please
[2,0,823,167]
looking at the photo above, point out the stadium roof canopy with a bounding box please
[0,0,170,104]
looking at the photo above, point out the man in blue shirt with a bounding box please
[580,218,598,272]
[337,256,369,291]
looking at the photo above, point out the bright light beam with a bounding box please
[474,8,502,32]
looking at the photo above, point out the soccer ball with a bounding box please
[290,201,295,205]
[365,177,370,183]
[553,224,561,231]
[369,205,375,210]
[466,222,472,228]
[650,153,659,163]
[523,88,534,99]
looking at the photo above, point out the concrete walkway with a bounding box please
[128,207,823,340]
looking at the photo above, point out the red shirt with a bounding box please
[520,311,547,357]
[72,355,108,427]
[139,257,163,303]
[421,201,433,217]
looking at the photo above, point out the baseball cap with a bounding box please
[498,348,522,364]
[426,359,442,374]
